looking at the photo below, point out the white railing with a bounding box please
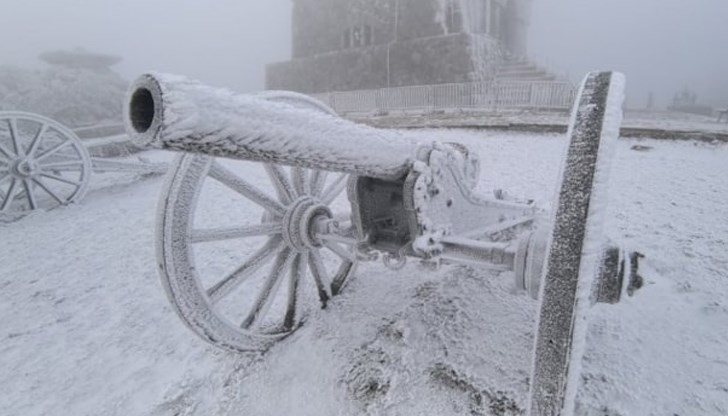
[311,80,577,116]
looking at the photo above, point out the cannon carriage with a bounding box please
[124,71,642,415]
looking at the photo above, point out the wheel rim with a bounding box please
[0,112,91,214]
[158,154,357,352]
[528,72,624,415]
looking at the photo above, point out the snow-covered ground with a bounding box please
[357,110,728,141]
[1,130,727,415]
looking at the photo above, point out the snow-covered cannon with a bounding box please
[125,72,642,415]
[0,111,166,219]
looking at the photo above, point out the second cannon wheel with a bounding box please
[156,92,359,352]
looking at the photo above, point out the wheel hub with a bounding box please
[514,229,643,304]
[281,196,333,252]
[11,158,40,178]
[514,228,549,300]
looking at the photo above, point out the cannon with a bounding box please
[124,71,642,415]
[0,111,166,219]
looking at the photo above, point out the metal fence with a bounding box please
[311,80,577,116]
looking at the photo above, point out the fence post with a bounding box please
[529,83,535,108]
[494,81,500,113]
[428,85,435,114]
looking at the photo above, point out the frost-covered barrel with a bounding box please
[123,73,428,180]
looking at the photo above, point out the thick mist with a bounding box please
[0,0,291,92]
[1,0,726,108]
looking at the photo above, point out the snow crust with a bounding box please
[1,131,727,415]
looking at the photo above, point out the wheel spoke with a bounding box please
[284,252,307,330]
[308,250,332,307]
[208,162,286,217]
[0,178,19,211]
[22,179,37,210]
[35,140,71,162]
[31,178,65,204]
[7,118,24,157]
[0,140,14,159]
[40,173,81,187]
[191,222,282,243]
[240,247,295,329]
[0,172,9,185]
[321,173,348,205]
[27,123,48,157]
[291,166,308,197]
[207,237,283,303]
[264,164,295,204]
[331,260,356,297]
[310,170,328,197]
[38,161,84,172]
[37,153,79,161]
[323,240,357,262]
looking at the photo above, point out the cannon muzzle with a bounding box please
[124,73,426,179]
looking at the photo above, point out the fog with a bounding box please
[0,0,291,92]
[530,0,728,108]
[1,0,726,108]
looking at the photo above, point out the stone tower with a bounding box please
[266,0,532,93]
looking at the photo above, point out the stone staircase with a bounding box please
[496,59,559,82]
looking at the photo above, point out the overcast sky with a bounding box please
[1,0,726,108]
[529,0,728,108]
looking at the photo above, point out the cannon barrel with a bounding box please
[123,73,427,180]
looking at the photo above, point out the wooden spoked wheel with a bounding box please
[156,93,358,352]
[0,112,91,216]
[528,71,625,415]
